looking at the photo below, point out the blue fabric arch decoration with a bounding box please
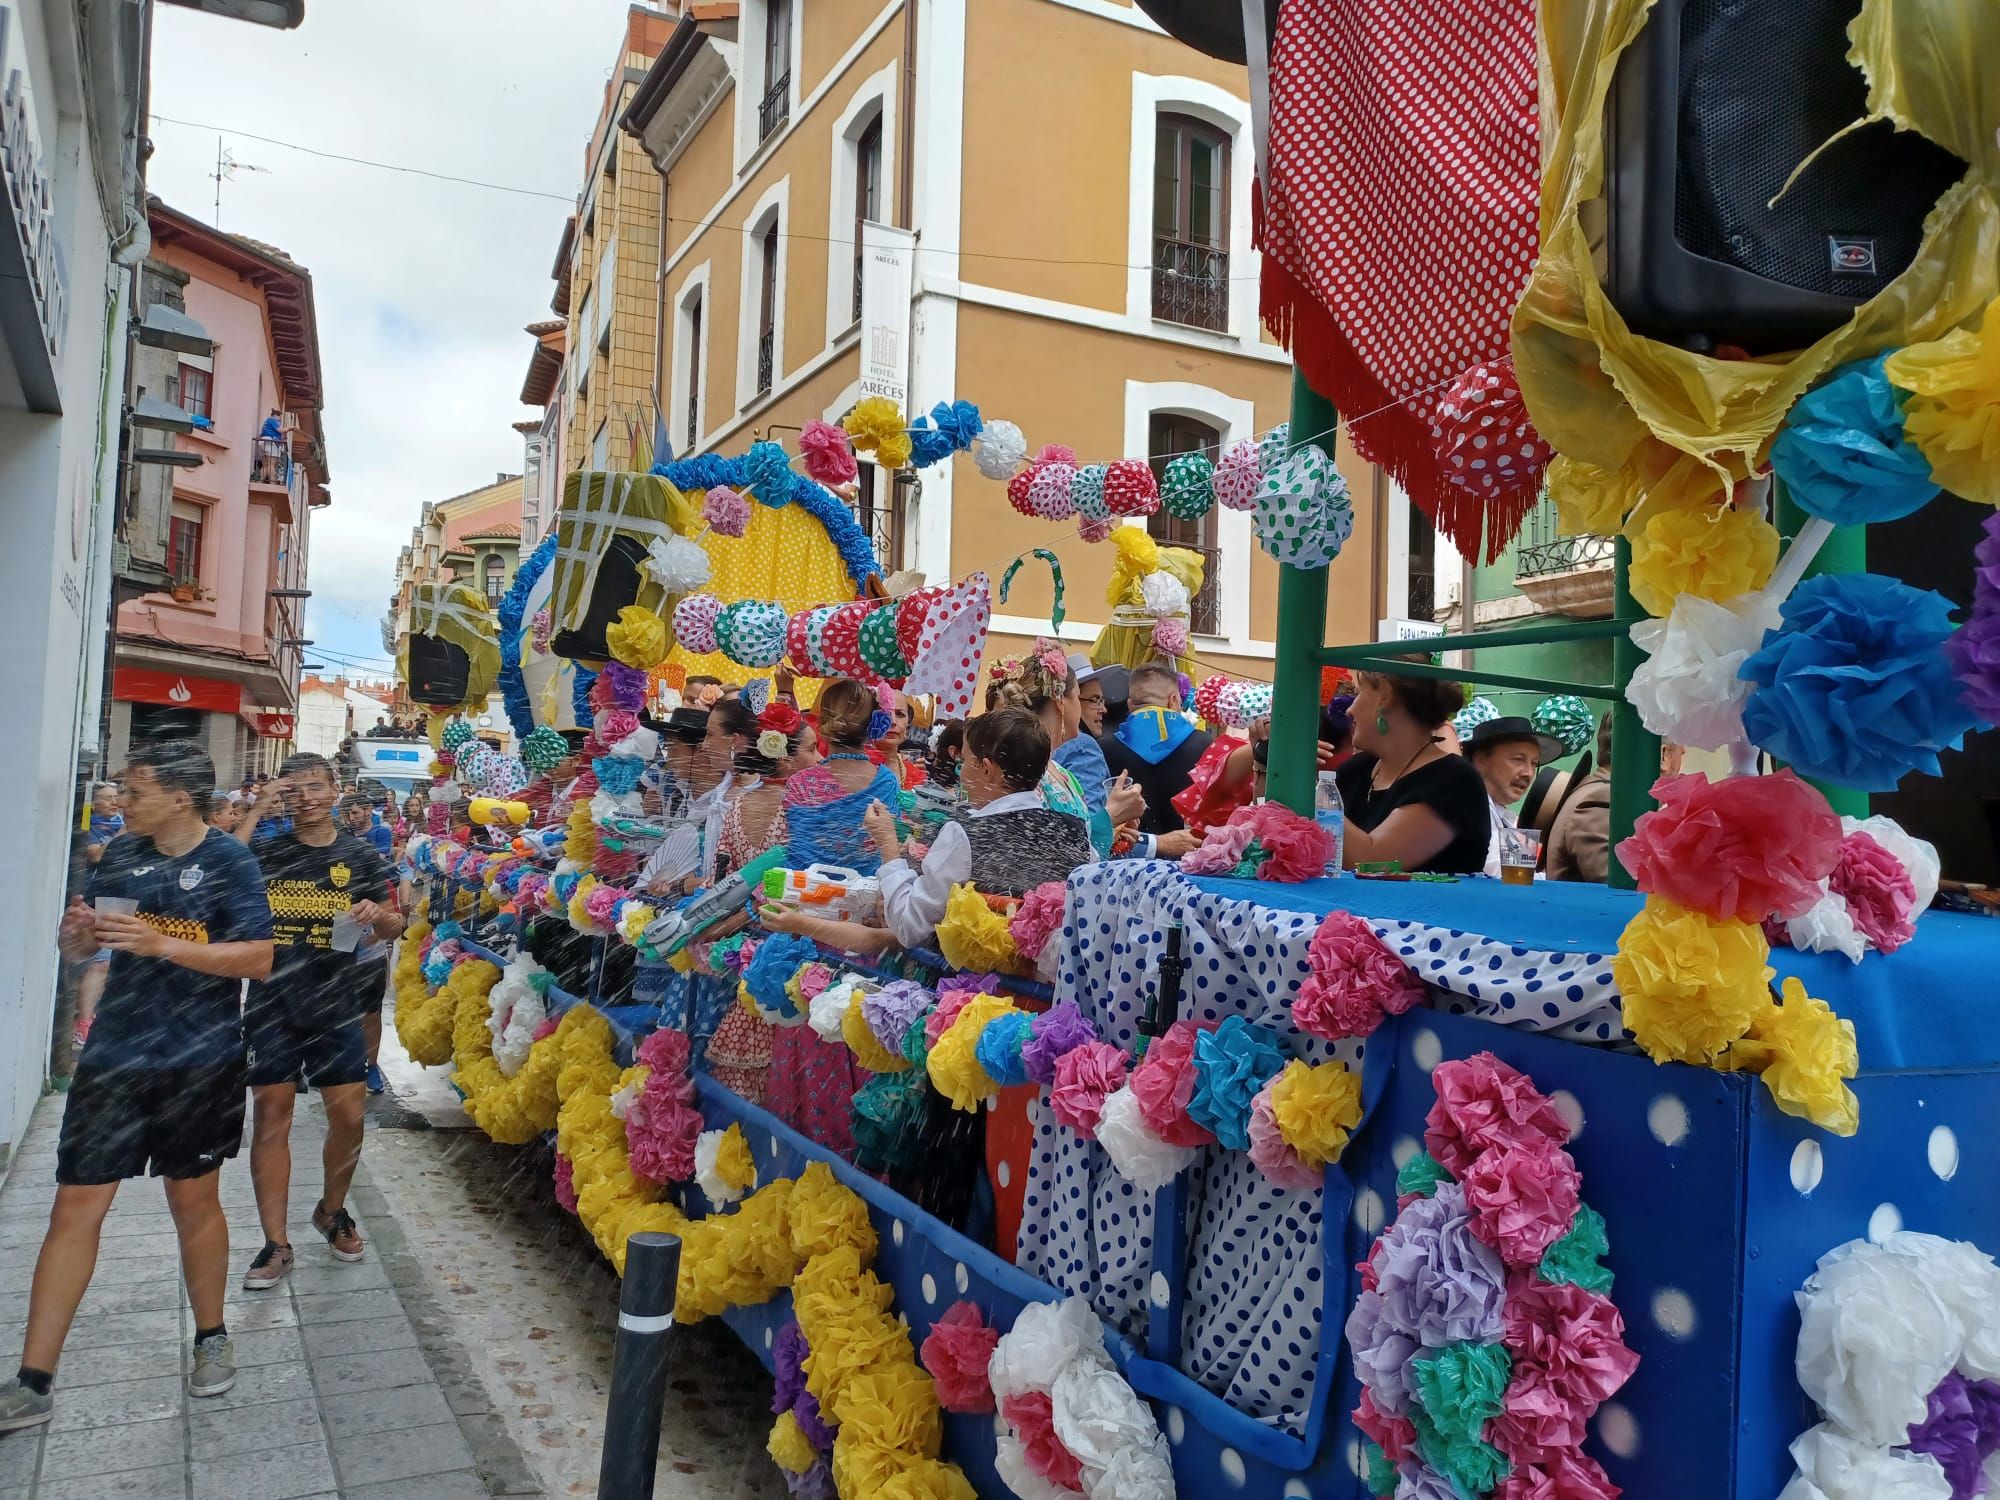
[651,453,882,593]
[496,530,559,743]
[572,664,597,726]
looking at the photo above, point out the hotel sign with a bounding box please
[857,220,914,410]
[0,3,66,412]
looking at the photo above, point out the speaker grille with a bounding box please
[1673,0,1962,302]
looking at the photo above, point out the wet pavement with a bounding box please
[0,1016,783,1499]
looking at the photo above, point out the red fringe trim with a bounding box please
[1258,255,1545,565]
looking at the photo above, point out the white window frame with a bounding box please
[1124,380,1258,648]
[735,0,803,173]
[670,263,712,454]
[824,66,897,345]
[736,179,790,411]
[1126,74,1256,344]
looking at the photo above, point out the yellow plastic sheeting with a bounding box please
[1515,0,2000,492]
[399,581,500,712]
[666,496,868,689]
[1089,544,1204,677]
[549,471,701,632]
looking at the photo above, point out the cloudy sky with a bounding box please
[145,1,642,679]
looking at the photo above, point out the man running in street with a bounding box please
[236,753,402,1289]
[0,742,274,1432]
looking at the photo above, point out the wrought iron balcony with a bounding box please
[755,329,775,397]
[251,435,291,487]
[1408,568,1437,623]
[1151,236,1229,332]
[758,71,790,142]
[1517,533,1617,580]
[1513,498,1616,618]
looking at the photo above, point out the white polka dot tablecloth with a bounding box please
[1016,861,1631,1433]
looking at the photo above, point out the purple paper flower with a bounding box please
[783,1458,835,1500]
[600,660,650,710]
[863,980,934,1055]
[1345,1288,1423,1414]
[1021,1001,1097,1086]
[792,1388,836,1450]
[1905,1370,2000,1500]
[1394,1461,1462,1500]
[772,1323,809,1415]
[1947,511,2000,727]
[1371,1184,1509,1349]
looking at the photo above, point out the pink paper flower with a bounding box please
[1293,910,1427,1042]
[1128,1020,1216,1147]
[1078,515,1114,544]
[702,485,751,538]
[597,709,640,745]
[1490,1449,1621,1500]
[1241,802,1337,883]
[553,1152,578,1213]
[919,1302,999,1413]
[1153,619,1189,657]
[627,1088,702,1184]
[798,420,858,486]
[1424,1051,1571,1178]
[636,1027,691,1077]
[1049,1040,1128,1137]
[1008,882,1068,963]
[1247,1078,1321,1190]
[1830,829,1918,953]
[1460,1138,1583,1268]
[999,1391,1086,1491]
[1180,819,1259,875]
[583,883,623,931]
[1614,770,1841,923]
[1497,1271,1641,1457]
[926,986,977,1046]
[1353,1387,1416,1464]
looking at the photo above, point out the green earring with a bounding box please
[1376,712,1390,735]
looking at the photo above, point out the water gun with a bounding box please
[760,863,881,924]
[642,845,788,956]
[904,782,961,841]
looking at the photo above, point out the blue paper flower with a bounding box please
[1770,355,1940,526]
[1188,1014,1288,1151]
[929,399,982,451]
[974,1010,1034,1087]
[744,441,794,506]
[745,933,817,1020]
[865,708,893,742]
[907,418,956,469]
[592,755,647,797]
[571,665,596,724]
[1740,571,1978,791]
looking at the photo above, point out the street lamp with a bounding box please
[135,304,213,358]
[269,588,312,599]
[129,393,195,434]
[159,0,306,27]
[131,446,203,469]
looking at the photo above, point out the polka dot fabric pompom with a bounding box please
[1232,682,1274,726]
[1453,694,1499,741]
[673,593,724,656]
[1078,516,1114,544]
[897,586,944,664]
[715,601,788,669]
[1254,442,1353,570]
[802,604,840,677]
[1432,360,1552,502]
[1103,458,1160,517]
[1214,439,1264,512]
[1029,463,1078,520]
[1194,675,1230,725]
[1070,464,1110,522]
[823,601,871,678]
[1258,421,1291,472]
[858,604,910,680]
[1006,467,1040,518]
[1534,694,1597,756]
[785,610,819,678]
[1161,452,1216,520]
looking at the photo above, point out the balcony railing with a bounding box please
[251,435,291,487]
[686,390,700,453]
[1517,533,1616,580]
[1187,546,1222,636]
[758,71,790,142]
[755,329,775,397]
[1151,237,1229,332]
[1408,568,1437,622]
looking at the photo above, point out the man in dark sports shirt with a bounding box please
[0,741,274,1432]
[235,753,403,1290]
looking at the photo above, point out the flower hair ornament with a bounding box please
[1032,637,1069,682]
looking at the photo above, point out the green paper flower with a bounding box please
[1396,1150,1454,1201]
[1538,1202,1615,1295]
[1411,1340,1512,1450]
[1411,1400,1511,1497]
[1361,1440,1398,1498]
[900,1015,932,1072]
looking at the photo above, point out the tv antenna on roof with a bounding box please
[211,138,269,227]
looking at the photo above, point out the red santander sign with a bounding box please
[111,668,241,714]
[254,713,295,739]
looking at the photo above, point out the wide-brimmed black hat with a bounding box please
[1462,715,1566,766]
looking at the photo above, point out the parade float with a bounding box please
[390,0,2000,1494]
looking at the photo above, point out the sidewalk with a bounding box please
[0,1092,533,1500]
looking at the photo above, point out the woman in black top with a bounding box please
[1332,662,1493,875]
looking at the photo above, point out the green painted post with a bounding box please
[1607,536,1659,890]
[1776,486,1870,818]
[1269,370,1337,815]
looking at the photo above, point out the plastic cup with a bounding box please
[1499,827,1542,886]
[330,912,362,953]
[94,897,139,916]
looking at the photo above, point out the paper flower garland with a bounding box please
[973,418,1028,480]
[1627,592,1784,752]
[1780,1231,2000,1500]
[1739,572,1979,792]
[1613,770,1841,924]
[1350,1053,1635,1500]
[1947,511,2000,727]
[1611,896,1773,1065]
[799,419,860,486]
[1626,501,1780,619]
[673,592,725,655]
[1885,295,2000,508]
[1531,696,1595,757]
[1771,355,1941,526]
[1776,813,1942,964]
[1161,451,1216,520]
[1255,441,1353,569]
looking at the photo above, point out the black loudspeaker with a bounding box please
[550,533,648,665]
[407,634,471,709]
[1606,0,1964,354]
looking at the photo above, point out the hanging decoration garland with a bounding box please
[998,549,1067,632]
[496,531,559,743]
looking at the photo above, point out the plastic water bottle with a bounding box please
[1315,770,1346,878]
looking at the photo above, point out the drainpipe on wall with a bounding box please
[897,0,916,229]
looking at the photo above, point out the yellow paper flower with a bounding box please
[876,429,914,470]
[788,1162,878,1264]
[843,397,908,463]
[793,1245,893,1323]
[715,1124,756,1195]
[803,1306,915,1416]
[564,800,596,865]
[766,1411,817,1474]
[1549,454,1643,538]
[843,988,910,1073]
[832,1431,920,1499]
[1613,896,1773,1064]
[1107,525,1162,605]
[835,1363,943,1458]
[1725,977,1861,1136]
[1626,500,1779,618]
[935,884,1019,974]
[1887,298,2000,508]
[879,1463,978,1500]
[567,875,602,934]
[618,902,656,947]
[605,604,669,669]
[1270,1058,1364,1166]
[925,993,1015,1112]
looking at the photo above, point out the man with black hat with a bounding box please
[1463,716,1566,879]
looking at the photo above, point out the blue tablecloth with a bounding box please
[1191,874,1998,1073]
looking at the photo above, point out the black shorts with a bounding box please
[57,1055,247,1185]
[245,1007,367,1088]
[357,959,389,1016]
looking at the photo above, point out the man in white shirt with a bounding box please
[1462,717,1565,878]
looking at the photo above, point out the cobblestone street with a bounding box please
[0,1019,783,1499]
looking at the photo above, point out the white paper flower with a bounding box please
[1843,815,1942,915]
[609,1074,644,1121]
[808,979,854,1043]
[1895,1234,2000,1382]
[1795,1236,1966,1444]
[692,1129,749,1207]
[988,1296,1111,1404]
[1779,1423,1951,1500]
[644,534,712,594]
[973,419,1027,480]
[1627,592,1784,752]
[1051,1358,1174,1481]
[1094,1084,1197,1190]
[991,1429,1076,1500]
[1786,884,1869,964]
[487,958,549,1078]
[1140,571,1190,621]
[609,726,660,762]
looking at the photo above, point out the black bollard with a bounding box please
[597,1231,681,1499]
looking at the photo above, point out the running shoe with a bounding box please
[0,1377,53,1432]
[189,1334,235,1398]
[364,1063,386,1095]
[312,1202,366,1262]
[241,1241,294,1290]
